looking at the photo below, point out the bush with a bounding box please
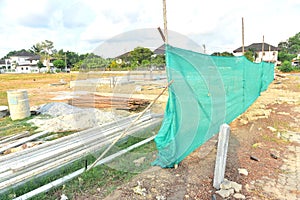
[278,61,294,72]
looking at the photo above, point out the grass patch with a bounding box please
[0,116,37,138]
[0,91,7,105]
[0,73,78,106]
[261,134,289,144]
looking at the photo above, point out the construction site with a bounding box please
[0,69,171,199]
[0,2,299,198]
[0,49,300,200]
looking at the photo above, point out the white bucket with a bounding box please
[7,90,31,120]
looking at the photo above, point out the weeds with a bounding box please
[0,116,37,138]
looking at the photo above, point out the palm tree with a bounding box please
[31,40,54,72]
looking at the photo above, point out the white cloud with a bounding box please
[0,0,300,58]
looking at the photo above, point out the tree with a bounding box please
[1,49,30,60]
[278,51,295,62]
[37,61,44,72]
[287,32,300,54]
[212,52,234,57]
[243,48,258,62]
[278,61,294,72]
[129,47,153,65]
[244,50,255,62]
[151,54,165,67]
[30,44,43,54]
[277,32,300,62]
[33,40,54,72]
[141,59,150,67]
[82,54,109,69]
[53,60,66,69]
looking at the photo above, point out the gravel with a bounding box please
[28,103,121,132]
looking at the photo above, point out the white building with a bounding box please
[9,52,40,73]
[1,51,53,73]
[233,43,278,63]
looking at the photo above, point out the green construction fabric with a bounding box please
[153,45,274,168]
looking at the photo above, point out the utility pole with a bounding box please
[268,45,271,63]
[163,0,168,44]
[65,52,67,72]
[242,17,245,54]
[262,35,265,62]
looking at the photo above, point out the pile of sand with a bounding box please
[28,103,121,132]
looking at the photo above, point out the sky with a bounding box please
[0,0,300,58]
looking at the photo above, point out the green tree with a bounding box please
[212,52,234,57]
[37,61,44,72]
[66,51,81,68]
[278,51,295,62]
[53,60,66,69]
[130,47,153,65]
[277,32,300,62]
[151,54,165,66]
[278,61,294,72]
[243,48,258,62]
[30,44,43,54]
[244,50,255,62]
[82,55,108,69]
[141,59,150,67]
[287,32,300,54]
[109,60,117,69]
[1,49,30,60]
[33,40,54,72]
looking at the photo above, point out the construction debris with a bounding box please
[3,141,43,155]
[69,94,150,111]
[133,181,147,196]
[238,168,248,176]
[0,112,163,192]
[0,131,48,154]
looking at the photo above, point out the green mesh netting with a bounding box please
[153,45,274,168]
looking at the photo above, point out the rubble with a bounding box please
[233,193,246,199]
[215,180,243,199]
[133,181,147,196]
[238,168,248,176]
[215,188,234,198]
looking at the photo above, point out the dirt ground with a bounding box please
[96,72,300,200]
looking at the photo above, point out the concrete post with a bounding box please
[213,124,230,189]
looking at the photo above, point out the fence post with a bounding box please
[213,124,230,189]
